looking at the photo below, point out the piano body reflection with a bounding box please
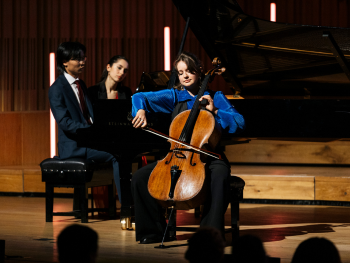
[77,0,350,226]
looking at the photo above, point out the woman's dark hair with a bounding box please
[185,227,225,263]
[57,224,98,263]
[291,237,341,263]
[56,42,86,74]
[173,51,203,90]
[235,235,266,263]
[99,55,129,84]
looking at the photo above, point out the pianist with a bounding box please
[48,42,123,204]
[130,51,245,244]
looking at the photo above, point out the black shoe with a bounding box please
[139,237,162,244]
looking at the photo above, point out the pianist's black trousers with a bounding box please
[85,148,121,204]
[131,159,230,241]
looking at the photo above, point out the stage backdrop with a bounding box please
[1,0,350,166]
[0,0,228,112]
[1,0,350,112]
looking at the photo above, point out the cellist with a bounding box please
[131,52,245,244]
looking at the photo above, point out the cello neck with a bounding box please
[177,58,224,144]
[178,74,212,143]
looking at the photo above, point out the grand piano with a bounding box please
[172,0,350,139]
[77,0,350,227]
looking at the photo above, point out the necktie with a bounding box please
[74,80,92,124]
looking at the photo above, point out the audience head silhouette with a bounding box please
[57,224,98,263]
[185,227,225,263]
[291,237,341,263]
[234,235,266,263]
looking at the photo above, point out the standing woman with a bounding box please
[131,52,245,244]
[88,55,132,104]
[88,55,131,208]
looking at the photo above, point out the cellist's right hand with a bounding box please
[132,109,148,128]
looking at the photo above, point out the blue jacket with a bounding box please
[48,74,94,159]
[132,88,245,134]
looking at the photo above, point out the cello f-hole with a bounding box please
[165,151,175,164]
[190,152,196,166]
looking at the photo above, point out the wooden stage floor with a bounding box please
[1,196,350,263]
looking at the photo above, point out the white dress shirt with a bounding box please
[63,72,93,124]
[64,72,81,106]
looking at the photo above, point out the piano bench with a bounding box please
[168,175,245,242]
[40,158,116,223]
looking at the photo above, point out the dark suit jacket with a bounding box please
[87,82,132,106]
[48,74,94,159]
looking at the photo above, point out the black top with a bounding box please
[88,81,132,105]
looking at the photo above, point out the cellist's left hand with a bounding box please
[199,95,218,115]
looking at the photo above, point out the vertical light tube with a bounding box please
[164,27,171,71]
[50,53,56,158]
[270,3,276,22]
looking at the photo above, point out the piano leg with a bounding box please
[118,156,135,230]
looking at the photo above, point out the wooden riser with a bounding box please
[225,139,350,164]
[0,169,23,192]
[237,175,315,200]
[316,177,350,201]
[2,166,350,202]
[231,164,350,201]
[0,168,74,194]
[237,174,350,201]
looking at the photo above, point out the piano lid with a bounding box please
[172,0,350,98]
[136,71,172,93]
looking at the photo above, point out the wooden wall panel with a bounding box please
[23,170,45,193]
[22,111,50,165]
[315,176,350,201]
[237,174,315,200]
[0,112,50,166]
[225,140,350,164]
[0,113,22,165]
[0,169,23,192]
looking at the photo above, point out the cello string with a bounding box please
[143,129,220,159]
[170,68,219,170]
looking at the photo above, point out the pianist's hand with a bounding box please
[132,109,147,128]
[199,95,218,115]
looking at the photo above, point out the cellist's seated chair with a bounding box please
[168,175,245,242]
[40,158,116,223]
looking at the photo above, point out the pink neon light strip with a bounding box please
[270,3,276,22]
[50,53,56,158]
[164,27,171,71]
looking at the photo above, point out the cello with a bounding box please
[146,57,226,210]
